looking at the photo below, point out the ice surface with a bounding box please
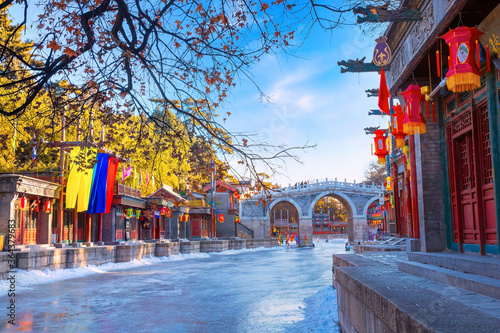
[1,239,345,332]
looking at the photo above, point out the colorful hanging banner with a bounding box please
[88,153,110,214]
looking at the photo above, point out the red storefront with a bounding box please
[0,174,61,247]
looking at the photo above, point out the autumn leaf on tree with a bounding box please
[47,40,61,52]
[242,139,247,147]
[63,47,77,58]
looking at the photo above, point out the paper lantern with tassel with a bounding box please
[402,145,410,170]
[441,27,483,92]
[386,176,394,191]
[20,197,28,210]
[373,129,388,165]
[44,200,51,213]
[392,105,406,148]
[402,84,426,135]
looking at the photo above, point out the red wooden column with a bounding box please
[392,163,401,236]
[409,135,420,239]
[20,205,25,245]
[97,213,103,242]
[85,213,92,243]
[36,201,41,244]
[406,172,412,237]
[72,201,78,243]
[151,216,156,240]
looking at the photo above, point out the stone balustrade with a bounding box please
[248,178,384,199]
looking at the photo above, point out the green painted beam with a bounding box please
[486,70,500,251]
[439,98,453,249]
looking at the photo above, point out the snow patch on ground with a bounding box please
[285,286,339,333]
[0,248,278,294]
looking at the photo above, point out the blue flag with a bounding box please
[32,134,36,161]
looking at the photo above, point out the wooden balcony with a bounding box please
[115,182,142,198]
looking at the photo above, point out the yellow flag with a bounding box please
[65,148,82,209]
[77,147,97,212]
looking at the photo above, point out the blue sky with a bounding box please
[223,23,388,186]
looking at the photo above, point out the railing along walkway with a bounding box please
[249,178,384,198]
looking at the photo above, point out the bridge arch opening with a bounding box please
[312,197,348,236]
[308,191,358,242]
[270,201,300,243]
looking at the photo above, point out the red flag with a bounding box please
[378,67,391,116]
[105,158,119,214]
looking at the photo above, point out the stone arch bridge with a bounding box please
[240,179,385,246]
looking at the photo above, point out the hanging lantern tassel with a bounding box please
[402,84,426,135]
[476,40,480,69]
[392,105,406,148]
[373,129,388,165]
[432,102,436,123]
[441,28,483,92]
[436,50,440,78]
[371,144,373,156]
[486,45,491,72]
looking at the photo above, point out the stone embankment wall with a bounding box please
[0,238,278,280]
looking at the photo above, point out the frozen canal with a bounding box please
[1,239,347,332]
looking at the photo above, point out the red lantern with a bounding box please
[160,207,166,215]
[373,129,388,165]
[20,197,27,210]
[184,214,189,222]
[402,84,426,135]
[391,105,406,148]
[44,200,52,213]
[218,214,225,223]
[234,215,240,223]
[441,27,483,92]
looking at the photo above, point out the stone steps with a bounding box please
[408,252,500,280]
[398,260,500,300]
[333,253,500,332]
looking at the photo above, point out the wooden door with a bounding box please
[477,103,497,245]
[456,132,480,244]
[448,104,497,248]
[191,219,200,237]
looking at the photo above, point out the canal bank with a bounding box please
[0,238,278,280]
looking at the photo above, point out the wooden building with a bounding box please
[382,0,500,254]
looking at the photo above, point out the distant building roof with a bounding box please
[202,181,237,193]
[147,184,187,203]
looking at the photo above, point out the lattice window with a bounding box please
[470,137,476,190]
[459,138,470,190]
[479,74,486,90]
[447,97,456,115]
[479,104,493,185]
[452,110,472,136]
[460,91,470,104]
